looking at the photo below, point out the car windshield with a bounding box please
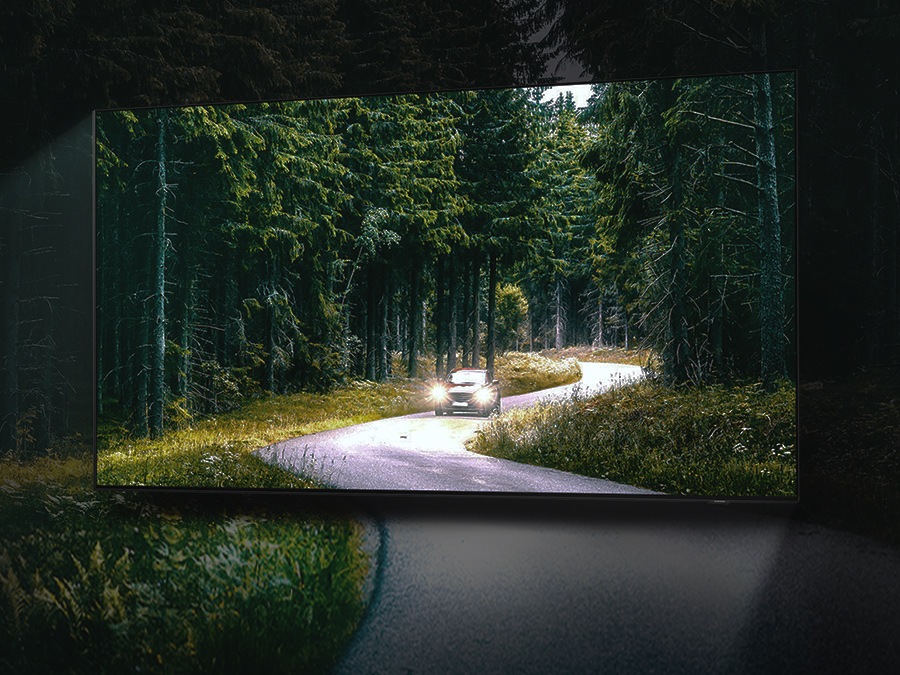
[448,370,487,385]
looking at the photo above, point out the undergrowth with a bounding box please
[0,454,368,673]
[468,379,796,497]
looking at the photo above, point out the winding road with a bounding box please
[257,362,900,673]
[257,361,650,493]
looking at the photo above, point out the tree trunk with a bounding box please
[461,256,471,365]
[178,270,193,401]
[486,252,498,376]
[148,110,167,437]
[265,257,278,393]
[554,275,565,350]
[365,263,377,380]
[471,253,481,367]
[595,291,605,348]
[435,256,445,377]
[407,262,420,377]
[378,267,390,380]
[663,81,689,386]
[134,306,150,437]
[754,70,785,388]
[447,249,458,372]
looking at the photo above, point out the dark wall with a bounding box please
[2,0,899,668]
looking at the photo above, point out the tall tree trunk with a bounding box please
[461,256,471,365]
[134,305,149,437]
[265,253,278,393]
[178,269,193,401]
[435,256,445,377]
[148,110,167,437]
[447,249,458,372]
[595,290,605,348]
[486,252,498,376]
[471,253,481,367]
[378,267,390,380]
[662,81,689,385]
[265,291,276,393]
[365,263,377,380]
[708,128,726,382]
[407,262,420,377]
[754,70,785,388]
[554,275,565,350]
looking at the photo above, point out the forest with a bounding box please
[95,73,795,441]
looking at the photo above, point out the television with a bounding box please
[94,72,796,499]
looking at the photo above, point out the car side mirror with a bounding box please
[492,380,499,386]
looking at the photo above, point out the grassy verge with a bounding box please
[495,352,581,396]
[537,345,656,367]
[468,379,796,497]
[0,453,368,673]
[98,351,581,489]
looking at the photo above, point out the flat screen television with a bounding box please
[94,72,797,500]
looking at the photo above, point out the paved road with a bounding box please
[334,503,900,674]
[257,362,650,494]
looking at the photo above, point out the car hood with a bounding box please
[447,384,483,394]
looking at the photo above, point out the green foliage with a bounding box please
[580,75,796,383]
[494,283,529,351]
[468,379,796,497]
[0,457,368,673]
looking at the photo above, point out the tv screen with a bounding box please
[95,73,796,499]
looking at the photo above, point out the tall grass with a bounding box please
[537,345,657,367]
[98,352,582,489]
[0,454,369,673]
[468,379,796,497]
[495,352,581,396]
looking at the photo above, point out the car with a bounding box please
[432,368,501,417]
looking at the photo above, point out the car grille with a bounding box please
[449,392,473,402]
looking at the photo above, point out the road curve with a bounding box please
[257,361,651,494]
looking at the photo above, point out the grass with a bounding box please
[467,379,797,497]
[98,380,426,489]
[537,345,656,367]
[494,352,582,396]
[0,452,369,673]
[98,351,582,489]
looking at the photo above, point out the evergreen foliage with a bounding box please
[96,76,795,437]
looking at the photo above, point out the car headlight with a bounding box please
[431,385,448,401]
[474,388,493,403]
